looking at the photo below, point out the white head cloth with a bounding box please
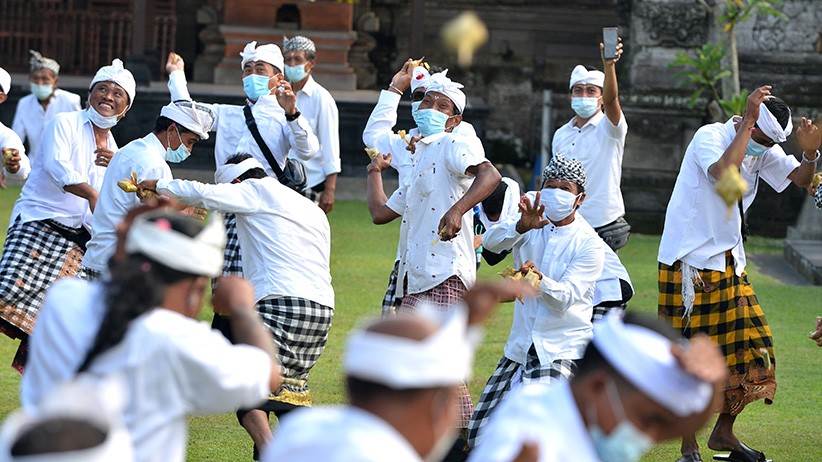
[160,101,215,140]
[125,211,226,278]
[410,66,431,93]
[0,68,10,94]
[214,157,266,184]
[283,36,316,54]
[757,102,792,143]
[345,303,473,388]
[425,70,467,114]
[89,59,136,106]
[29,50,60,75]
[569,64,604,89]
[240,41,284,73]
[593,312,713,417]
[0,378,134,462]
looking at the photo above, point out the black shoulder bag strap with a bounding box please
[242,104,286,184]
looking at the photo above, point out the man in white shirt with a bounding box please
[363,59,478,315]
[71,211,279,462]
[283,36,341,212]
[0,59,135,373]
[164,44,319,308]
[81,100,216,279]
[0,67,30,188]
[658,87,820,462]
[467,154,605,447]
[138,154,333,460]
[11,50,82,160]
[469,312,728,462]
[552,39,630,251]
[263,283,522,462]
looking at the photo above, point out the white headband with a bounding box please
[344,303,473,388]
[757,102,792,143]
[592,312,713,417]
[89,59,136,106]
[410,66,431,93]
[214,158,266,184]
[0,378,133,462]
[0,67,10,94]
[160,101,215,140]
[240,41,284,73]
[425,70,466,114]
[569,64,604,89]
[125,212,226,278]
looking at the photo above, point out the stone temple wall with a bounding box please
[363,0,821,236]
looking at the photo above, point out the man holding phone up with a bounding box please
[552,29,629,251]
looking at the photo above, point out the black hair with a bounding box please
[574,312,679,381]
[481,181,509,220]
[77,214,204,373]
[153,115,194,136]
[584,65,600,72]
[346,375,439,406]
[225,153,267,181]
[11,418,107,455]
[763,96,791,130]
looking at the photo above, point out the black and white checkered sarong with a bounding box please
[467,346,577,447]
[381,260,401,316]
[0,217,85,336]
[257,295,333,406]
[211,214,243,293]
[301,187,322,205]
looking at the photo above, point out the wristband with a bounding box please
[285,110,301,122]
[388,84,403,95]
[802,150,820,163]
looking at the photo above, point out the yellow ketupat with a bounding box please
[812,172,822,188]
[441,11,488,68]
[116,171,157,199]
[2,148,13,165]
[364,147,379,159]
[714,166,748,207]
[397,130,411,146]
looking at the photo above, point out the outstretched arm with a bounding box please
[366,153,401,224]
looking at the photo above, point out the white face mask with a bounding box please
[540,187,580,222]
[588,379,654,462]
[86,104,126,129]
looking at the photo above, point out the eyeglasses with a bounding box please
[410,91,425,102]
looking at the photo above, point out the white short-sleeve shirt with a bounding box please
[397,131,487,296]
[552,111,628,228]
[290,76,341,188]
[658,117,799,275]
[12,89,82,159]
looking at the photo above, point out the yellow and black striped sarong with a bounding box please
[658,252,775,416]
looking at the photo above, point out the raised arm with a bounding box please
[787,116,821,188]
[600,39,623,126]
[707,86,771,180]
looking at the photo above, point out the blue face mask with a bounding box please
[571,97,601,119]
[165,126,191,163]
[284,64,308,83]
[588,380,654,462]
[414,109,451,137]
[242,74,272,101]
[745,139,769,158]
[411,101,422,121]
[30,83,54,101]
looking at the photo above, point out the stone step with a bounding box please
[784,240,822,286]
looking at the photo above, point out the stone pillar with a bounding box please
[212,0,357,91]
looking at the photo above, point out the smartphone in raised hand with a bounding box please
[603,27,619,59]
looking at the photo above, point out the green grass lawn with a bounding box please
[0,186,820,461]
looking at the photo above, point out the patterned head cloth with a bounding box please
[542,153,587,188]
[283,36,316,55]
[29,50,60,76]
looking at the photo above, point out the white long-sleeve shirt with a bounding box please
[88,309,272,462]
[167,70,318,174]
[12,110,114,229]
[83,133,173,272]
[1,121,29,182]
[483,212,604,366]
[12,89,82,159]
[289,76,340,188]
[263,406,421,462]
[156,176,334,308]
[469,381,600,461]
